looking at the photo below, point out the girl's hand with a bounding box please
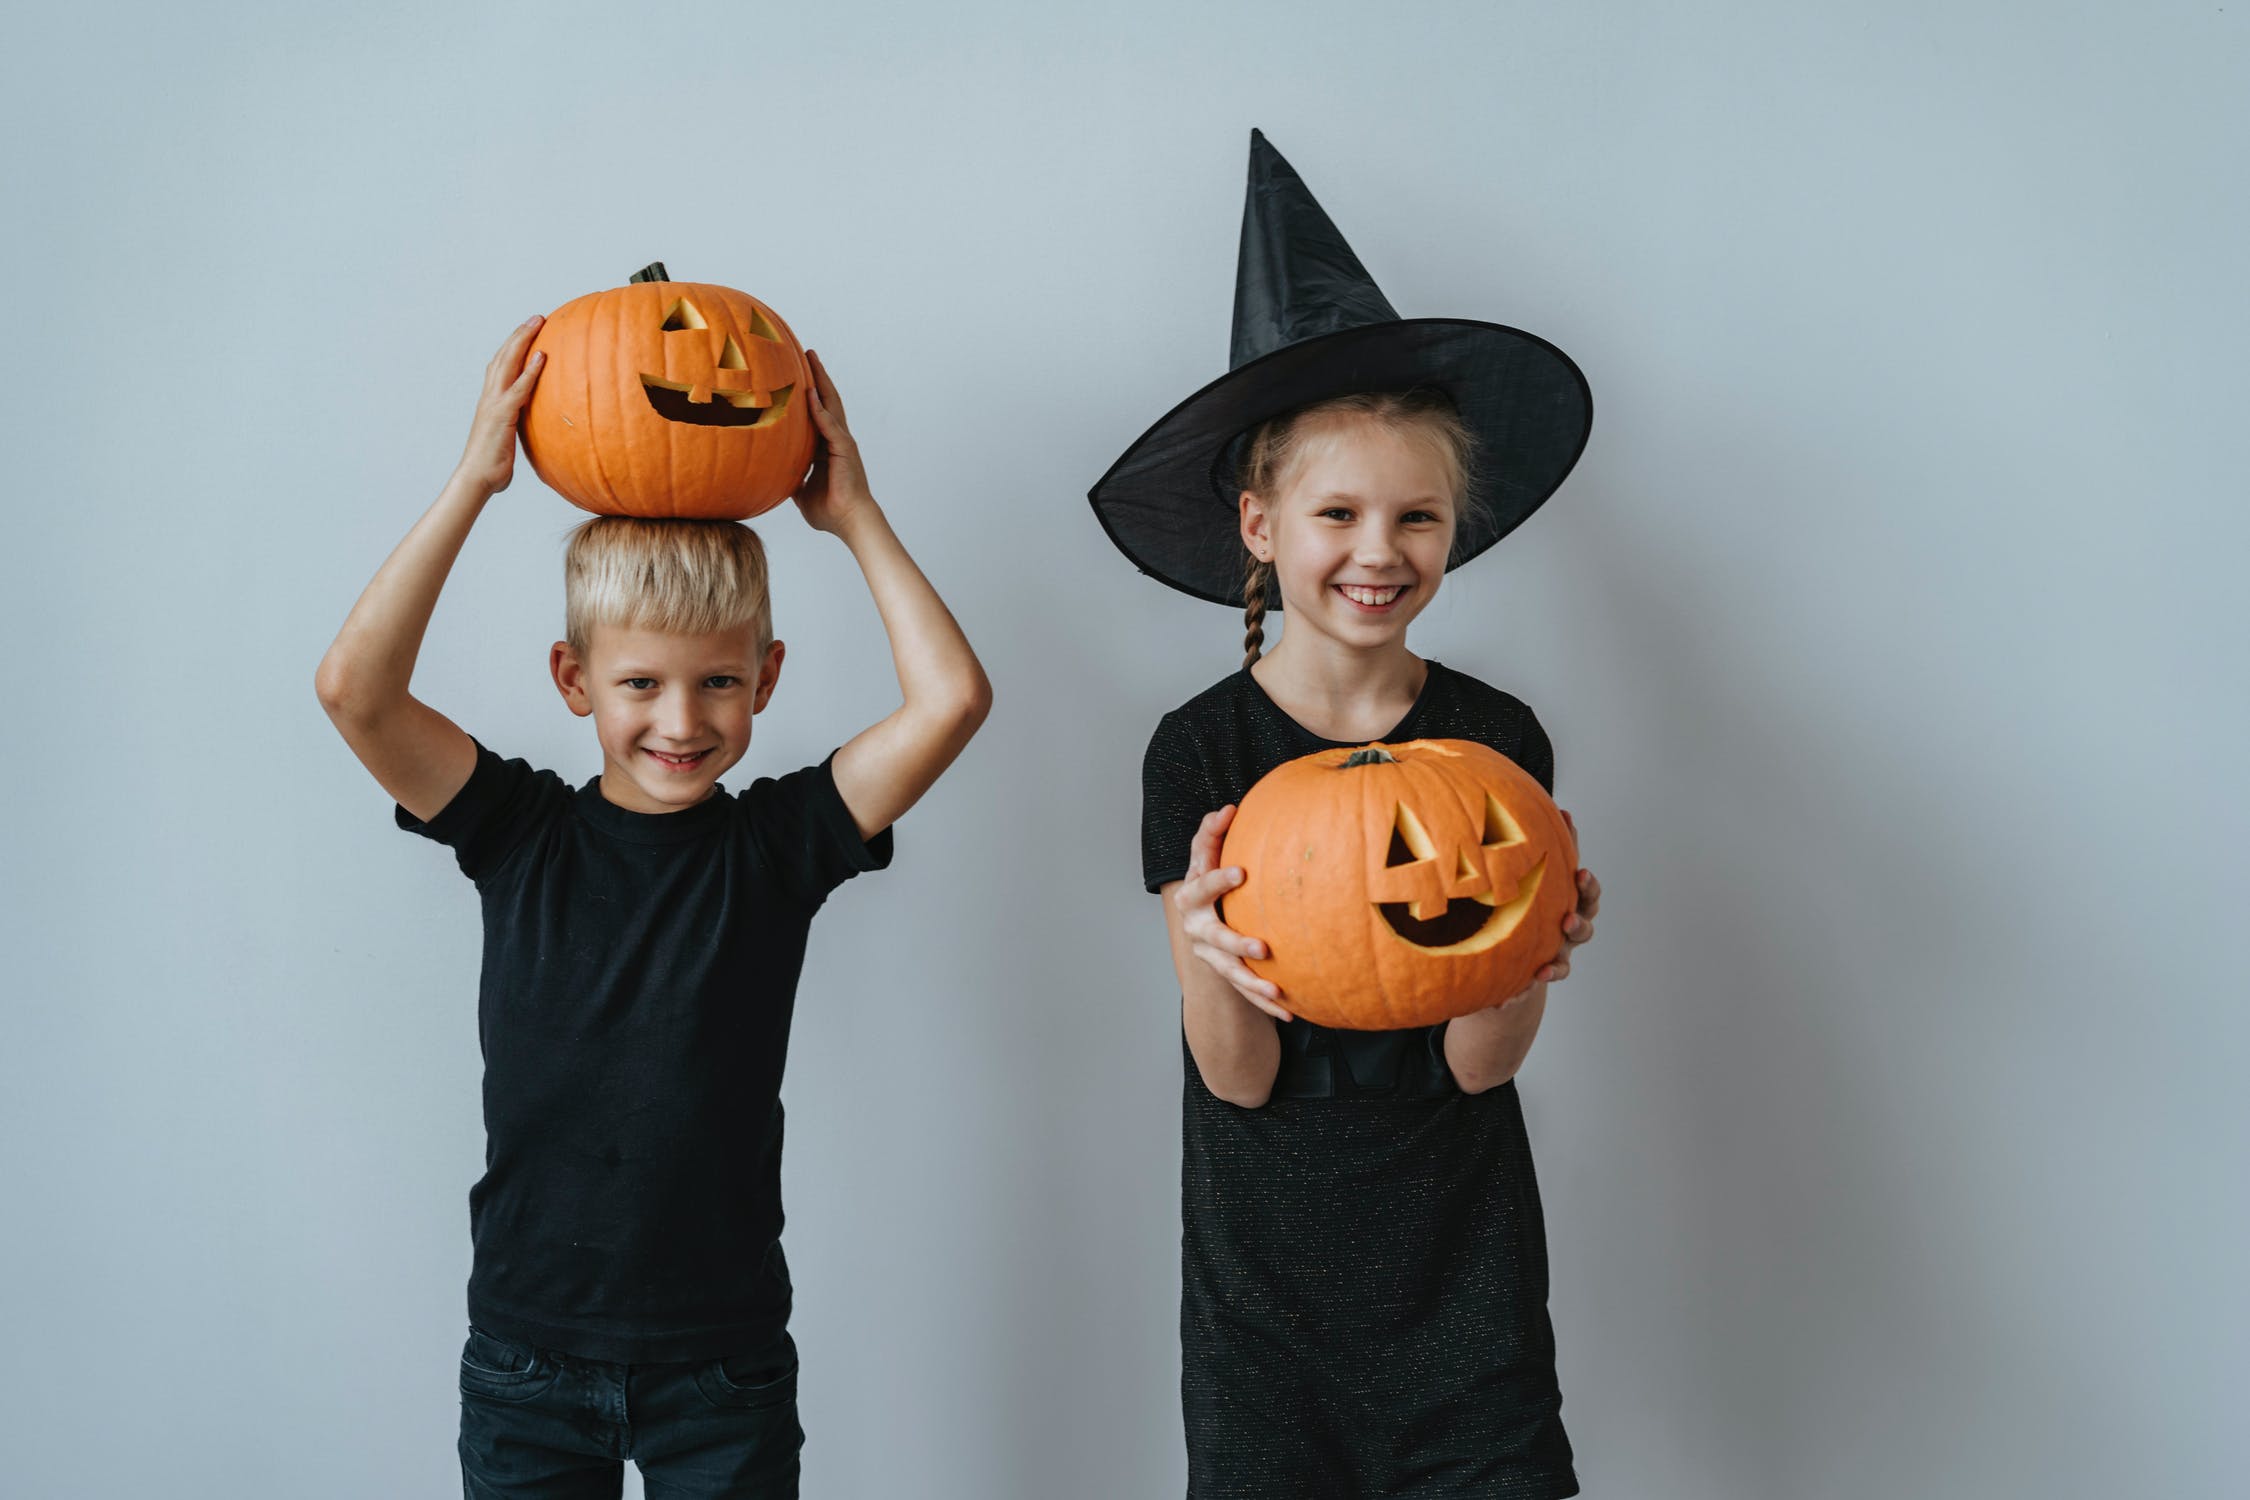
[456,316,546,495]
[790,349,875,533]
[1173,805,1295,1023]
[1534,807,1599,985]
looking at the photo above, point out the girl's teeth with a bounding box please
[1340,585,1403,606]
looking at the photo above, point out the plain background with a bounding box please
[3,2,2242,1496]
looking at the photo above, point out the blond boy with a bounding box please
[315,316,989,1496]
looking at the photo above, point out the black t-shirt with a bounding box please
[1142,661,1579,1498]
[397,739,892,1363]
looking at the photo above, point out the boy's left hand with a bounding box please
[790,348,874,533]
[1535,807,1598,986]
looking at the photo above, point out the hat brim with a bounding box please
[1087,318,1592,608]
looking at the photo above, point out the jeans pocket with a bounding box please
[692,1331,799,1412]
[459,1324,558,1403]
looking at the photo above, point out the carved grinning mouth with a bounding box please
[639,379,794,427]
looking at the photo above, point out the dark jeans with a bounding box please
[457,1323,803,1499]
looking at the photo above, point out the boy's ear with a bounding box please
[752,638,786,714]
[550,640,594,718]
[1239,490,1273,562]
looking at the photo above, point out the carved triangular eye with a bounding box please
[1385,804,1435,866]
[1482,793,1524,848]
[717,335,749,370]
[660,298,707,331]
[747,307,781,342]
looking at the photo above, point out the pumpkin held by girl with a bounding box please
[520,263,817,519]
[1218,737,1578,1030]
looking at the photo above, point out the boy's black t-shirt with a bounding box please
[1141,660,1579,1498]
[396,739,891,1363]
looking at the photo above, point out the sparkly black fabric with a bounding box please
[1141,662,1578,1499]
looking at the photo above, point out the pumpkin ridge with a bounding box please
[578,299,624,513]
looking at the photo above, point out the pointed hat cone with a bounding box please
[1231,128,1399,366]
[1089,128,1593,608]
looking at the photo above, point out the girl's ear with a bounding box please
[1239,489,1273,562]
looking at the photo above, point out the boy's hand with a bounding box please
[789,349,875,533]
[1175,805,1295,1023]
[455,315,546,495]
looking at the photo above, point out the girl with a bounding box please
[1094,132,1601,1497]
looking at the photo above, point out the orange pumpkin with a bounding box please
[1217,739,1578,1030]
[520,263,817,519]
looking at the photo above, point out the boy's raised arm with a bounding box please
[792,350,993,841]
[315,317,546,822]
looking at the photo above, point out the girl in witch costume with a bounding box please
[1094,131,1602,1498]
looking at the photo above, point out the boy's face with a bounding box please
[549,620,784,814]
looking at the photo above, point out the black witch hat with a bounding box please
[1087,128,1593,608]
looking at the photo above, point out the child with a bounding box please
[1093,133,1602,1497]
[315,316,990,1497]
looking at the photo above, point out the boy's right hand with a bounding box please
[455,316,547,494]
[1174,804,1295,1023]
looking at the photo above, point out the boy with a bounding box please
[315,316,990,1496]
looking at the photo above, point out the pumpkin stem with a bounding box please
[630,262,671,284]
[1341,746,1397,768]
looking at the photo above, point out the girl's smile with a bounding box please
[1335,582,1410,612]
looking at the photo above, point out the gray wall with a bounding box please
[3,2,2241,1495]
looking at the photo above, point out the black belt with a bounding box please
[1270,1021,1459,1100]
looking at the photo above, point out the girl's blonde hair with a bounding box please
[1236,388,1484,668]
[562,516,773,660]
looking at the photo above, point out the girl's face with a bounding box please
[1241,411,1458,651]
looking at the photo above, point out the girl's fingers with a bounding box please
[1185,807,1235,873]
[1243,983,1294,1022]
[1184,866,1246,912]
[1191,805,1237,854]
[1191,915,1265,961]
[1195,949,1291,1019]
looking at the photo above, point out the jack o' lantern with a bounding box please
[520,263,817,519]
[1217,738,1578,1030]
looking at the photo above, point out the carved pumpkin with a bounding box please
[520,263,817,519]
[1217,739,1578,1030]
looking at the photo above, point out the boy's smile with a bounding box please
[549,620,785,814]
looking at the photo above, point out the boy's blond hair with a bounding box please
[563,516,773,660]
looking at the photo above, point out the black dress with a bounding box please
[1141,661,1579,1500]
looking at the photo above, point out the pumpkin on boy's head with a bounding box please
[521,264,817,520]
[1217,738,1577,1031]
